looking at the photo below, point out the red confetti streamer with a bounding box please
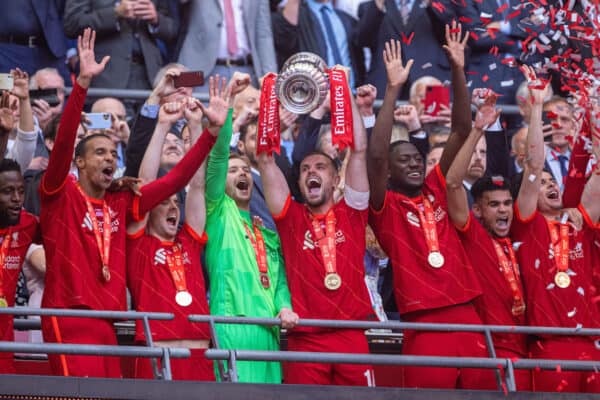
[431,1,445,13]
[401,32,414,45]
[496,2,509,14]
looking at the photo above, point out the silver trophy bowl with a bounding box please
[275,52,330,114]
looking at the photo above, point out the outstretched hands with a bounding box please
[520,65,548,105]
[443,20,469,69]
[77,28,110,88]
[383,40,413,88]
[199,75,231,136]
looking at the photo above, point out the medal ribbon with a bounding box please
[328,68,354,151]
[310,209,337,276]
[165,244,188,293]
[256,72,281,155]
[0,231,12,300]
[243,222,269,275]
[547,221,569,273]
[492,238,525,314]
[76,185,111,279]
[415,197,441,254]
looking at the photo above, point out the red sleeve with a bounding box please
[136,129,217,218]
[563,126,590,208]
[41,82,87,196]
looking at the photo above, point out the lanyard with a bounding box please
[492,238,525,316]
[415,197,440,253]
[76,185,111,282]
[547,221,569,273]
[311,209,337,276]
[243,221,270,288]
[165,243,187,292]
[0,230,12,302]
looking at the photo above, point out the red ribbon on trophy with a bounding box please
[256,72,281,155]
[328,67,354,151]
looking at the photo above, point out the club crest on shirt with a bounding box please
[153,247,191,266]
[302,229,346,251]
[81,207,119,233]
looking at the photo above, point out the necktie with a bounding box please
[558,155,568,181]
[320,6,343,66]
[223,0,238,57]
[398,0,410,25]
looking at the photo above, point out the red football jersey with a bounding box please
[510,205,600,330]
[127,224,210,342]
[0,211,40,342]
[274,196,375,330]
[40,178,137,311]
[457,214,527,355]
[369,165,482,316]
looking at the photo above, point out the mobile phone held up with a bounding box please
[173,71,205,88]
[424,85,450,116]
[0,74,14,91]
[29,88,61,107]
[542,111,554,142]
[84,113,112,130]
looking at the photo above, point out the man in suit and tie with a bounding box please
[177,0,277,89]
[356,0,451,99]
[0,1,69,82]
[543,96,574,192]
[63,0,178,90]
[272,0,365,89]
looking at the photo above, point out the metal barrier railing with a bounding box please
[189,314,600,392]
[65,87,522,116]
[0,307,182,380]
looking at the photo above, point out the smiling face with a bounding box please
[148,194,180,242]
[160,133,184,171]
[473,189,513,238]
[75,135,117,193]
[537,170,562,214]
[298,153,339,210]
[226,156,253,209]
[0,170,24,228]
[389,142,425,194]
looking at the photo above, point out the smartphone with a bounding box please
[542,111,553,142]
[424,85,450,116]
[173,71,204,88]
[84,113,112,130]
[0,73,14,91]
[29,88,60,107]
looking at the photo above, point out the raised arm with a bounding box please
[581,106,600,224]
[516,66,547,220]
[563,119,591,208]
[437,21,471,176]
[137,77,230,216]
[367,40,413,210]
[42,28,109,194]
[446,96,501,228]
[345,75,369,193]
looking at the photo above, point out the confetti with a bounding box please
[546,283,556,290]
[567,308,577,318]
[528,174,537,182]
[577,287,585,296]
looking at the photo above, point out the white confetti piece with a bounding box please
[538,33,551,45]
[535,259,540,269]
[567,308,577,318]
[528,174,537,182]
[501,80,514,87]
[552,31,562,41]
[480,12,492,18]
[547,283,556,290]
[577,287,585,296]
[489,63,497,71]
[567,269,577,276]
[421,62,432,69]
[513,242,522,251]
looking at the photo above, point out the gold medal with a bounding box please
[0,297,7,307]
[554,271,571,288]
[324,273,342,290]
[102,265,111,282]
[175,291,193,307]
[428,251,445,268]
[260,272,271,289]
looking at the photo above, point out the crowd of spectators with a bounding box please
[0,0,600,394]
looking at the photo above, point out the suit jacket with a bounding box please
[177,0,277,77]
[34,0,68,58]
[357,0,450,99]
[63,0,177,88]
[271,2,365,86]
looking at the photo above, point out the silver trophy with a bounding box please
[275,52,330,114]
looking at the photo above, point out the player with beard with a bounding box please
[126,78,231,381]
[510,66,600,393]
[445,92,531,390]
[367,26,494,389]
[203,78,298,384]
[0,159,40,373]
[39,29,224,378]
[257,67,376,386]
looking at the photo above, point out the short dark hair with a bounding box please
[0,158,22,175]
[229,151,251,167]
[471,175,511,202]
[43,114,61,141]
[74,133,112,158]
[239,116,259,142]
[300,150,339,172]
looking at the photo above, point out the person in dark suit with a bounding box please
[356,0,451,99]
[0,1,69,81]
[271,0,365,88]
[63,0,178,89]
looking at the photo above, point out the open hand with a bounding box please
[383,40,413,88]
[442,20,469,69]
[77,28,110,87]
[199,75,231,135]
